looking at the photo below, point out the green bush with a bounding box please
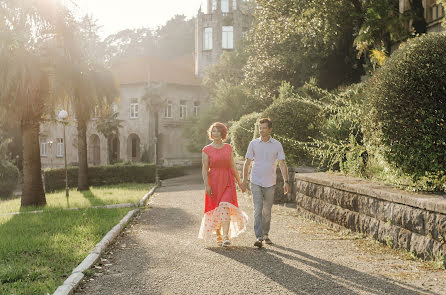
[0,161,19,199]
[229,112,260,157]
[262,98,322,166]
[44,164,156,192]
[364,33,446,183]
[158,166,186,180]
[304,82,367,175]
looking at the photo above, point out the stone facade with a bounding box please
[195,0,253,78]
[399,0,445,33]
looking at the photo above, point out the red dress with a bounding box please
[198,144,248,239]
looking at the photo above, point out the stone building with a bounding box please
[399,0,444,32]
[40,54,206,168]
[195,0,253,78]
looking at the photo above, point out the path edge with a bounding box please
[52,185,158,295]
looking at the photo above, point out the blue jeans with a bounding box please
[251,183,276,240]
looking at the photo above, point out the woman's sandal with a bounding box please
[222,235,231,247]
[216,234,223,247]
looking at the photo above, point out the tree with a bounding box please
[0,0,70,206]
[55,16,118,190]
[103,28,156,63]
[103,14,194,63]
[244,0,362,103]
[155,15,195,58]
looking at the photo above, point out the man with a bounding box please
[243,118,290,248]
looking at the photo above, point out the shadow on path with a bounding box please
[145,206,197,233]
[208,244,438,295]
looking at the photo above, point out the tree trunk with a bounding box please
[107,137,112,164]
[77,119,89,191]
[21,120,46,207]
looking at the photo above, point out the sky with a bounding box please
[67,0,204,38]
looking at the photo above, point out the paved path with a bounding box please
[76,170,445,294]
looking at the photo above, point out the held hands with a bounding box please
[238,181,246,193]
[205,184,213,197]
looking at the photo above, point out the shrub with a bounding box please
[44,164,156,192]
[158,166,186,180]
[304,82,367,175]
[229,112,260,157]
[0,161,19,199]
[364,33,446,184]
[262,98,322,166]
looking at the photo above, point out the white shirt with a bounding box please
[245,137,285,187]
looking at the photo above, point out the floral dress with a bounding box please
[198,144,248,239]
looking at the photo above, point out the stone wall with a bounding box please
[293,172,446,260]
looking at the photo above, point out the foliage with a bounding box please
[0,160,19,199]
[157,166,187,180]
[44,163,156,192]
[363,33,446,189]
[261,93,322,166]
[302,82,368,176]
[244,0,363,103]
[353,0,411,59]
[43,164,187,192]
[103,15,194,63]
[0,0,75,206]
[229,112,260,157]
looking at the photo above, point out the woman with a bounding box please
[198,122,248,247]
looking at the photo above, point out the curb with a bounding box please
[53,185,158,295]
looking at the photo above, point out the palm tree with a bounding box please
[0,1,70,206]
[55,16,118,191]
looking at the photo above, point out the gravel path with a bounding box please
[75,170,445,295]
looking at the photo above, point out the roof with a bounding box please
[111,54,202,86]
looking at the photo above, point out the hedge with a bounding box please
[229,112,260,157]
[44,164,186,192]
[364,33,446,179]
[262,98,322,166]
[0,161,19,199]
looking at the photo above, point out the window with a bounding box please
[193,101,200,116]
[132,138,137,158]
[164,100,172,118]
[180,100,187,119]
[221,0,229,12]
[222,26,234,49]
[203,27,213,50]
[233,0,237,10]
[130,103,139,119]
[57,138,64,158]
[40,139,47,157]
[212,0,217,11]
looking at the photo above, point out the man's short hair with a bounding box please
[258,117,272,129]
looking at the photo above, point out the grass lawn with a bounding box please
[0,183,153,294]
[0,207,133,294]
[0,183,154,215]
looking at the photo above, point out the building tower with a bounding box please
[195,0,253,78]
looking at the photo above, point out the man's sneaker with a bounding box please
[263,236,273,245]
[254,239,263,248]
